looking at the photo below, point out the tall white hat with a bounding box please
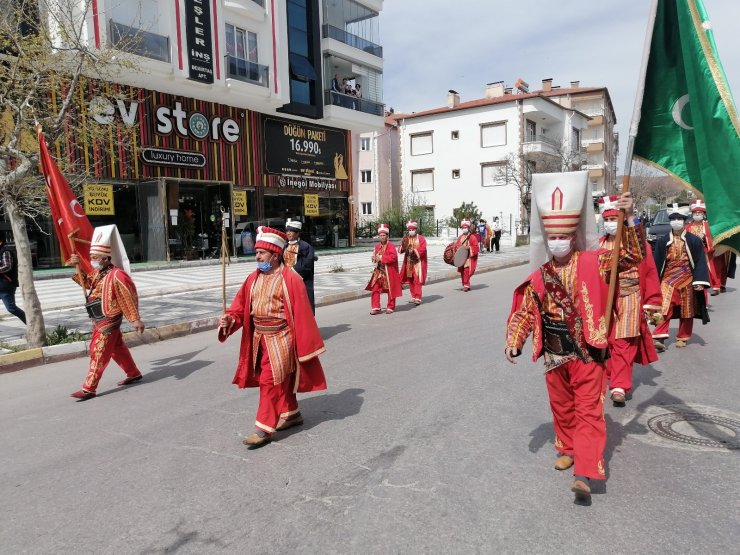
[286,219,303,231]
[90,225,131,274]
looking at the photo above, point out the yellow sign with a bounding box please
[83,184,114,215]
[233,190,247,215]
[304,194,319,216]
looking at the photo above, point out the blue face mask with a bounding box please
[257,260,272,272]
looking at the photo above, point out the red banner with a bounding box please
[38,129,93,273]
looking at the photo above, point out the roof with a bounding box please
[393,86,613,123]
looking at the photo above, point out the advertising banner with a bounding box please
[83,184,115,215]
[184,0,215,84]
[233,190,248,215]
[304,193,320,216]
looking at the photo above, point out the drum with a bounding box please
[453,245,469,268]
[443,242,456,265]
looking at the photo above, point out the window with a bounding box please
[360,137,371,151]
[481,122,506,147]
[571,127,581,149]
[226,24,258,63]
[410,132,433,155]
[481,162,507,187]
[452,169,460,179]
[411,169,434,192]
[361,170,372,183]
[451,130,459,140]
[525,119,537,142]
[361,202,372,215]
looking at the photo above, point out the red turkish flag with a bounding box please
[38,129,94,273]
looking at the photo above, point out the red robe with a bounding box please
[399,235,428,284]
[365,241,403,298]
[455,232,479,274]
[218,266,327,392]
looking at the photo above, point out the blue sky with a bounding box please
[380,0,740,170]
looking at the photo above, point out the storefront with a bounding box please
[29,80,353,268]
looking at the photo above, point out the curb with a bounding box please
[0,257,527,373]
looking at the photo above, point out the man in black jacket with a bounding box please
[283,220,317,313]
[652,205,710,351]
[0,237,26,324]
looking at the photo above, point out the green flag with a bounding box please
[633,0,740,252]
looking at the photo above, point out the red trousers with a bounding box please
[605,336,638,393]
[255,338,298,434]
[82,328,140,393]
[459,267,472,287]
[653,317,693,341]
[407,276,423,300]
[545,360,607,480]
[370,282,396,311]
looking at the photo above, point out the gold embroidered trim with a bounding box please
[580,281,607,345]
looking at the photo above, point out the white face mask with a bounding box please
[91,260,104,271]
[670,219,686,231]
[548,239,572,258]
[408,230,417,236]
[462,228,469,234]
[692,213,704,222]
[603,221,618,236]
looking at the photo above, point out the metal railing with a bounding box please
[324,90,384,116]
[225,55,269,88]
[322,24,382,57]
[524,133,559,146]
[109,20,170,63]
[250,0,265,6]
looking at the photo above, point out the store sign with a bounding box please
[155,102,241,142]
[83,184,115,215]
[185,0,214,84]
[263,117,348,179]
[304,194,319,216]
[278,175,338,191]
[141,147,207,167]
[233,190,248,215]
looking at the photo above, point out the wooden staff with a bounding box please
[604,174,631,332]
[220,206,230,312]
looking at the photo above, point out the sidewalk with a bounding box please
[0,243,529,357]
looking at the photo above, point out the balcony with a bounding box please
[322,24,382,57]
[109,20,170,63]
[587,114,604,126]
[523,134,561,157]
[225,55,269,88]
[324,90,384,116]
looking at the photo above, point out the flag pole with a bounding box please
[220,206,229,312]
[604,0,658,331]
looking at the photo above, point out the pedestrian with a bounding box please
[398,219,427,305]
[0,236,26,324]
[685,200,719,295]
[713,247,736,293]
[218,227,326,449]
[504,173,644,503]
[283,219,317,313]
[652,204,710,351]
[491,217,502,252]
[366,223,402,314]
[598,195,662,406]
[68,225,145,401]
[477,220,487,254]
[455,219,479,292]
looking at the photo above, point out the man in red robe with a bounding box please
[69,225,145,400]
[365,224,402,314]
[598,196,662,406]
[505,172,643,503]
[455,219,479,292]
[685,199,719,295]
[398,219,428,305]
[218,227,326,449]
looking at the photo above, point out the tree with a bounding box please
[0,0,138,347]
[449,202,482,229]
[623,161,683,214]
[496,138,584,234]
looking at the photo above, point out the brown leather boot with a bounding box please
[554,455,574,470]
[571,479,591,501]
[243,433,272,449]
[276,413,304,431]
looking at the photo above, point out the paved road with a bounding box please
[0,244,527,345]
[1,264,738,553]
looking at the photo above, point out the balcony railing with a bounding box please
[250,0,264,6]
[324,90,384,116]
[322,24,382,57]
[225,55,269,88]
[524,133,559,147]
[109,20,170,63]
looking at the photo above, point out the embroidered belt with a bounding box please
[254,318,287,333]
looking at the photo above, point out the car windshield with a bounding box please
[651,210,669,225]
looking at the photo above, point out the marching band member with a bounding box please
[283,219,317,313]
[398,220,428,305]
[365,224,402,314]
[455,219,479,292]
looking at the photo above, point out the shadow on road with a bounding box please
[282,387,365,436]
[468,283,489,291]
[145,349,214,382]
[320,323,351,341]
[631,363,662,396]
[528,422,553,454]
[140,518,226,554]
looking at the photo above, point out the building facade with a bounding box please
[29,0,385,267]
[395,84,589,235]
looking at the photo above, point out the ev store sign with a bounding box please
[88,96,241,143]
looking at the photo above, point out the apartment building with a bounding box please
[28,0,385,266]
[394,83,590,234]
